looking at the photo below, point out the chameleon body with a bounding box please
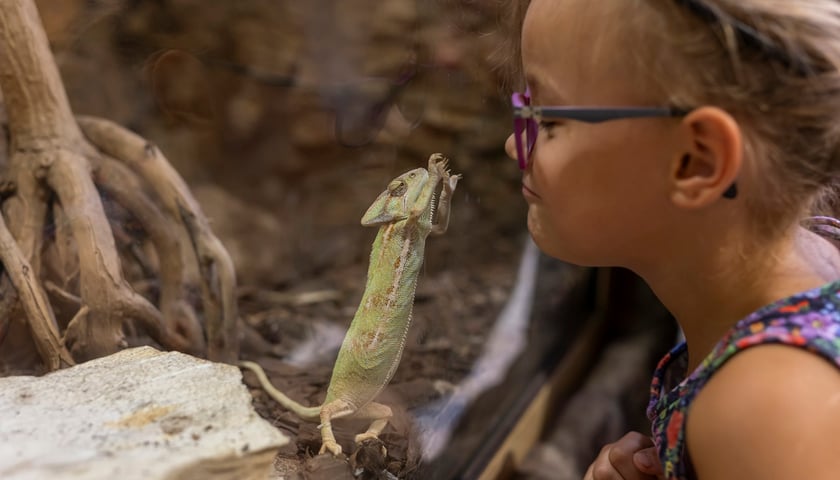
[240,153,460,456]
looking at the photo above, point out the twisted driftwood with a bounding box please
[0,0,238,370]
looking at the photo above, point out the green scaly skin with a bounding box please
[240,153,460,456]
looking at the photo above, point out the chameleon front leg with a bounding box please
[407,153,447,221]
[411,153,460,227]
[431,163,461,236]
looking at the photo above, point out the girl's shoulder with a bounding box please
[685,341,840,479]
[648,279,840,479]
[652,279,840,403]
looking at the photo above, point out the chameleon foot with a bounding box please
[430,155,460,190]
[350,438,388,473]
[353,433,388,458]
[354,432,381,444]
[319,440,343,456]
[428,152,447,171]
[445,173,461,192]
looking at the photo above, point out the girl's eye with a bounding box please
[539,120,559,132]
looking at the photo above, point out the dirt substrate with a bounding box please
[236,242,605,479]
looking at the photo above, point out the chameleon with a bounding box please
[240,153,461,456]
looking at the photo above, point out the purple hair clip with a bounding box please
[802,216,840,242]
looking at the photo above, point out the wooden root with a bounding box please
[0,0,239,369]
[90,153,206,356]
[78,116,239,363]
[0,196,73,370]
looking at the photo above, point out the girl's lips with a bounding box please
[522,183,540,200]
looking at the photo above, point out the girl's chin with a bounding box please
[526,216,603,267]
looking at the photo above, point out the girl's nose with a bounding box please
[504,133,518,164]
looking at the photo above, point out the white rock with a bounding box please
[0,346,288,480]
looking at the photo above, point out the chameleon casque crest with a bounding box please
[240,153,461,456]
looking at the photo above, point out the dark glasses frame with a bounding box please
[511,89,686,170]
[510,89,739,199]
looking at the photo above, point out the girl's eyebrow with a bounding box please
[524,74,540,95]
[524,73,570,106]
[531,87,568,107]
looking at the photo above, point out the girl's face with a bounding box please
[506,0,683,268]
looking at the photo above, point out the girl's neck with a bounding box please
[639,226,840,372]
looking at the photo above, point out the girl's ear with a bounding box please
[670,106,743,209]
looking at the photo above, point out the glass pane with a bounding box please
[0,2,675,479]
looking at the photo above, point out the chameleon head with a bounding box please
[361,167,430,226]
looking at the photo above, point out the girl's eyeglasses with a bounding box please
[511,89,686,170]
[510,90,738,199]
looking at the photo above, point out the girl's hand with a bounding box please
[583,432,664,480]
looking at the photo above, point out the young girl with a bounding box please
[505,1,840,479]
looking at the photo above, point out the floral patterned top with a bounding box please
[646,280,840,479]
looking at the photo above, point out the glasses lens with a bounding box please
[514,116,527,169]
[525,117,537,151]
[512,91,536,170]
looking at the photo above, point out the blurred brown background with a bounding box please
[38,0,526,290]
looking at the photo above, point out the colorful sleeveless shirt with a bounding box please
[646,280,840,479]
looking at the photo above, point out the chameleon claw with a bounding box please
[354,432,380,444]
[428,153,450,176]
[319,440,343,456]
[433,159,452,180]
[353,434,389,460]
[446,174,462,193]
[428,152,446,169]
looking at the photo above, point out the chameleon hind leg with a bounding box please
[317,401,393,455]
[318,399,355,456]
[352,402,393,444]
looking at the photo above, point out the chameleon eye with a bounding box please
[389,181,407,197]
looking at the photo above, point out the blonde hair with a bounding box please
[492,0,531,93]
[621,0,840,238]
